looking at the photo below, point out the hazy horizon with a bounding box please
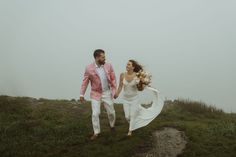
[0,0,235,112]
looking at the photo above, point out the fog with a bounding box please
[0,0,235,112]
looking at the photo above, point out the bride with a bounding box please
[114,60,164,136]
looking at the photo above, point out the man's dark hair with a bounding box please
[93,49,105,58]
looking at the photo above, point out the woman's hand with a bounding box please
[140,77,145,82]
[137,81,145,91]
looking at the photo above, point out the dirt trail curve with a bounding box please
[136,127,187,157]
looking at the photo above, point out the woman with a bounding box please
[114,60,164,136]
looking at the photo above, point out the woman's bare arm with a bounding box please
[114,73,124,98]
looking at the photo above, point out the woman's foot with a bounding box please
[127,131,132,137]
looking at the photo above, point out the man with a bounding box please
[80,49,117,140]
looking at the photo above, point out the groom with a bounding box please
[80,49,117,140]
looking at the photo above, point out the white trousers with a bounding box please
[91,91,116,134]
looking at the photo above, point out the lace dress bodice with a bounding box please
[123,77,139,99]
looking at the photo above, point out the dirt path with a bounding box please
[136,127,187,157]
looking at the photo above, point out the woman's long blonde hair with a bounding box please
[129,60,143,73]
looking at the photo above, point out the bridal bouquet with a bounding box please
[136,70,152,91]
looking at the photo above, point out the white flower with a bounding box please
[135,77,140,84]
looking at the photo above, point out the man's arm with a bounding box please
[80,67,89,103]
[110,64,117,96]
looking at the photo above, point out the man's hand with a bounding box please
[80,96,85,104]
[114,93,118,99]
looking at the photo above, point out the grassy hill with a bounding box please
[0,95,235,157]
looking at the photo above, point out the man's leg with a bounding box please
[91,99,101,135]
[103,102,116,128]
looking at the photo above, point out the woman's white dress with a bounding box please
[122,77,164,131]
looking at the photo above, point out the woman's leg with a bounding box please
[123,103,133,136]
[123,103,131,123]
[128,103,140,135]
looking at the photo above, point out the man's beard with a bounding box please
[98,60,105,65]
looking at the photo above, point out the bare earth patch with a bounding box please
[136,127,187,157]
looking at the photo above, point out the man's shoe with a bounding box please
[90,134,99,141]
[110,127,116,133]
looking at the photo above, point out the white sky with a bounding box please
[0,0,235,112]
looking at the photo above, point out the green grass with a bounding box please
[0,95,235,157]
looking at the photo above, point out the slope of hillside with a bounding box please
[0,96,235,157]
